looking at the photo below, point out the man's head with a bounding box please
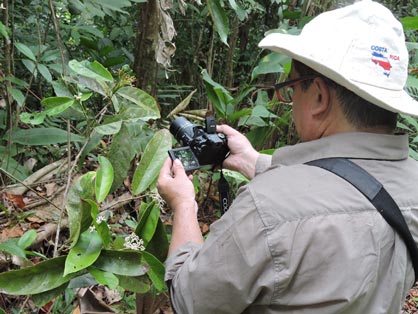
[259,0,418,131]
[289,60,398,140]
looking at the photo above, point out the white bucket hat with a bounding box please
[258,0,418,116]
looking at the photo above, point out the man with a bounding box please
[157,1,418,313]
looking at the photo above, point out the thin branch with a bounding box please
[48,0,66,76]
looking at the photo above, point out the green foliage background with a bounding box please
[0,0,417,312]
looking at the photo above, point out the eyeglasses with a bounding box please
[274,75,317,103]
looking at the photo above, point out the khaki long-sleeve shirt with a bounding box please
[165,132,418,314]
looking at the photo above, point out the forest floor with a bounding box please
[0,168,418,313]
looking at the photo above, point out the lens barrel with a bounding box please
[169,117,196,146]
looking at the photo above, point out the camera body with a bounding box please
[168,116,229,171]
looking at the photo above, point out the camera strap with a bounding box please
[218,169,231,214]
[306,157,418,283]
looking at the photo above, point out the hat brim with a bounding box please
[259,33,418,117]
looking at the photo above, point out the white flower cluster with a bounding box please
[124,233,145,251]
[151,192,166,211]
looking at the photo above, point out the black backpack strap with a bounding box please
[306,157,418,282]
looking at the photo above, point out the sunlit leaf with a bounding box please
[88,267,119,289]
[132,129,172,195]
[95,156,114,203]
[42,96,75,116]
[17,229,37,249]
[64,230,103,276]
[116,86,160,120]
[69,59,113,82]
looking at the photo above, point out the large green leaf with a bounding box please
[42,96,75,116]
[64,230,103,276]
[142,251,166,291]
[132,129,172,195]
[88,267,119,289]
[251,52,290,81]
[15,42,36,61]
[207,0,229,46]
[8,127,84,145]
[116,86,160,121]
[401,16,418,31]
[66,172,95,246]
[144,218,169,262]
[117,275,151,293]
[95,156,114,203]
[69,60,113,82]
[135,202,160,246]
[0,256,81,295]
[93,250,148,276]
[107,123,139,192]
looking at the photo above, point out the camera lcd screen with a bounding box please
[168,147,200,172]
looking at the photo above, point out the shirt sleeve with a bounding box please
[255,154,272,176]
[164,185,274,314]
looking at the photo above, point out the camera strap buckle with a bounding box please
[218,169,231,215]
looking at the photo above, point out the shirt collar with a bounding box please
[272,132,409,166]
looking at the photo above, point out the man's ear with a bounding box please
[310,77,331,117]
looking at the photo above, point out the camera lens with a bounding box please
[169,117,196,146]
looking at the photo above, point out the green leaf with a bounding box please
[17,229,37,249]
[251,52,290,81]
[37,63,53,82]
[207,0,229,46]
[135,202,160,246]
[15,42,36,61]
[95,156,114,203]
[22,59,36,74]
[88,267,119,289]
[142,251,166,291]
[132,129,172,195]
[10,88,25,107]
[69,60,113,82]
[93,250,148,276]
[66,172,95,246]
[116,86,160,121]
[31,283,68,307]
[0,21,10,40]
[107,124,138,192]
[94,121,123,135]
[117,275,151,293]
[9,127,84,145]
[401,16,418,31]
[19,112,47,125]
[42,96,75,116]
[0,256,81,295]
[64,230,103,276]
[0,239,26,258]
[144,218,169,262]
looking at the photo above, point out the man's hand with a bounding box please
[157,157,203,256]
[157,158,196,211]
[217,125,260,179]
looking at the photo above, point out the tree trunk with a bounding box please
[133,0,160,97]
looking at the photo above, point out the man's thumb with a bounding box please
[172,159,185,175]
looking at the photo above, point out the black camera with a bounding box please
[168,116,229,172]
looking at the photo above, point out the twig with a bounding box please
[48,0,66,76]
[53,121,72,257]
[0,168,63,212]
